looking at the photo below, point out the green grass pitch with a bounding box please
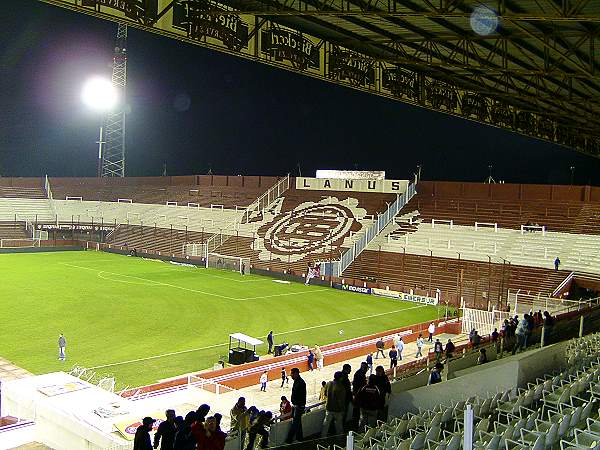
[0,251,443,388]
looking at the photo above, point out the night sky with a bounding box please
[2,2,600,185]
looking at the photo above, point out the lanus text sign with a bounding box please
[297,177,408,194]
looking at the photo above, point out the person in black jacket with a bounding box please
[373,365,391,421]
[134,417,155,450]
[154,409,177,450]
[341,363,352,429]
[351,362,369,428]
[267,331,274,354]
[173,411,196,450]
[355,375,382,430]
[285,368,306,444]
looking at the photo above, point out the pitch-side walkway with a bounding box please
[201,332,467,429]
[0,357,32,383]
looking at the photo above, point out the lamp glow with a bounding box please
[81,77,118,112]
[470,5,499,36]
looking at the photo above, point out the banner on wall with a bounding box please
[333,283,372,295]
[372,288,438,306]
[316,170,385,180]
[297,177,408,194]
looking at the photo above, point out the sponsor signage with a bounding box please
[461,93,488,120]
[491,103,513,127]
[328,48,375,87]
[82,0,158,20]
[382,68,419,100]
[297,177,408,194]
[341,284,371,295]
[316,170,385,180]
[38,224,114,232]
[425,81,458,111]
[261,29,320,70]
[372,288,438,305]
[172,1,249,51]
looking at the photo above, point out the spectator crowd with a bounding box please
[133,311,555,450]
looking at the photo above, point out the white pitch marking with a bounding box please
[157,265,271,284]
[62,263,237,300]
[85,304,428,370]
[63,262,318,301]
[240,288,329,300]
[97,271,160,286]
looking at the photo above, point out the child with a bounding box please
[280,367,289,387]
[259,371,268,392]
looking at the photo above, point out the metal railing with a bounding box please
[205,175,290,253]
[44,174,53,200]
[241,174,290,224]
[508,289,600,316]
[332,182,417,276]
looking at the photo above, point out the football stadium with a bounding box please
[2,1,600,450]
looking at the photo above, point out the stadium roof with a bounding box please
[40,0,600,157]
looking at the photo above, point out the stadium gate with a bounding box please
[461,307,510,336]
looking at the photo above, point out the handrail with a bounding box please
[44,174,53,200]
[205,175,290,254]
[552,271,575,297]
[333,182,417,276]
[241,174,290,224]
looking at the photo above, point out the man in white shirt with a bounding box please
[396,337,404,361]
[427,323,435,342]
[260,371,268,391]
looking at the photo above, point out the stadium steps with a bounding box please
[403,185,591,234]
[343,249,568,306]
[0,198,54,222]
[0,222,29,240]
[49,184,268,208]
[280,186,397,216]
[105,224,214,257]
[572,203,600,235]
[375,215,600,274]
[0,187,46,199]
[211,190,396,274]
[52,199,242,233]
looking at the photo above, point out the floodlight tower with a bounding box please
[101,23,127,177]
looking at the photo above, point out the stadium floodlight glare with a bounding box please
[81,76,118,112]
[82,76,118,177]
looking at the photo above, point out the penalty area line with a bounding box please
[62,262,325,301]
[86,303,427,370]
[61,263,237,300]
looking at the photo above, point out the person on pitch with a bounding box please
[267,331,274,354]
[58,333,66,361]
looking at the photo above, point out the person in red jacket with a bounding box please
[191,416,225,450]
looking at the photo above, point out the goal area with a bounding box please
[207,253,250,275]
